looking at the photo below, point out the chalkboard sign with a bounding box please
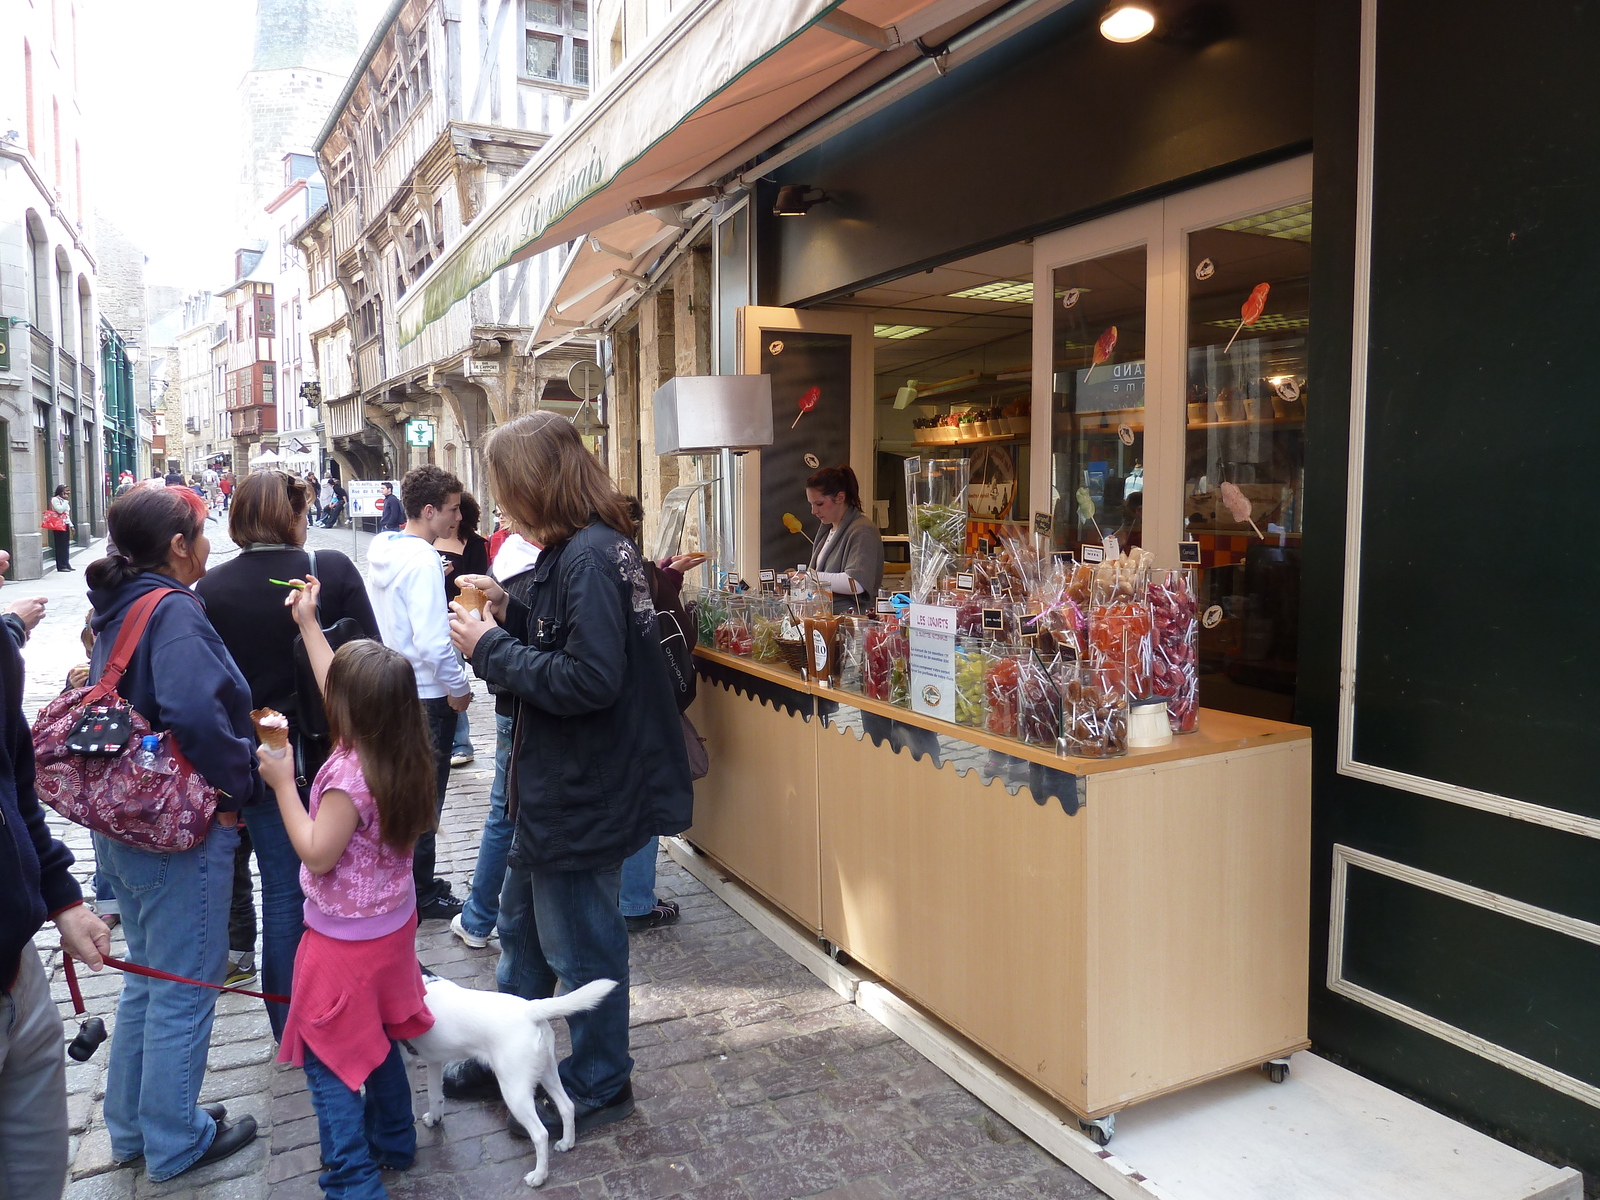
[1349,0,1600,816]
[758,331,853,573]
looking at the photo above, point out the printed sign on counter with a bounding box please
[907,604,957,723]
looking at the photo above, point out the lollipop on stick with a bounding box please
[782,512,813,544]
[1082,326,1118,383]
[1219,481,1264,539]
[1075,486,1104,542]
[1224,283,1271,353]
[790,386,821,429]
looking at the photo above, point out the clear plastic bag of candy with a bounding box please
[955,637,992,728]
[1059,658,1129,758]
[864,620,909,707]
[1147,567,1199,732]
[983,648,1023,738]
[1017,649,1062,747]
[713,596,753,656]
[906,458,970,602]
[1089,555,1153,698]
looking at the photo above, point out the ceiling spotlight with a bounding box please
[773,185,830,217]
[1100,4,1156,42]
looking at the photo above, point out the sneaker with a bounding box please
[224,957,257,987]
[450,913,491,949]
[418,894,464,922]
[626,899,681,933]
[450,751,475,768]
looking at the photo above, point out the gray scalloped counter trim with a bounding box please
[694,656,814,722]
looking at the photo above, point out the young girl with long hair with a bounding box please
[258,576,438,1199]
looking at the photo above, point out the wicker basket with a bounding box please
[777,638,808,674]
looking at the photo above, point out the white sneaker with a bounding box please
[450,912,491,949]
[450,752,475,767]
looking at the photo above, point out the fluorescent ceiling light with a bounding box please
[874,324,933,340]
[948,280,1033,303]
[1206,314,1310,332]
[1216,202,1314,243]
[1100,4,1156,42]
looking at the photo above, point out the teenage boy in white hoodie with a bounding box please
[365,464,473,920]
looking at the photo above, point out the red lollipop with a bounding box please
[1083,326,1118,383]
[1224,282,1271,353]
[790,385,821,429]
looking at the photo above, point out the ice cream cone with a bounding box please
[251,707,290,754]
[457,584,488,616]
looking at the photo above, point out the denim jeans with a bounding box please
[414,696,457,908]
[0,944,69,1197]
[303,1042,415,1199]
[460,712,515,939]
[240,797,307,1040]
[452,710,472,758]
[94,821,237,1180]
[619,838,660,918]
[93,867,119,915]
[497,859,632,1107]
[229,822,256,954]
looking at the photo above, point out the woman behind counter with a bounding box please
[805,464,883,614]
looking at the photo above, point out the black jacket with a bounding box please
[378,493,404,531]
[470,521,692,872]
[89,572,261,811]
[0,626,82,991]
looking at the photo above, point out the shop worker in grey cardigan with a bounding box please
[805,464,885,614]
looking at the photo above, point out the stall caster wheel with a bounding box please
[1079,1114,1115,1146]
[1263,1058,1291,1084]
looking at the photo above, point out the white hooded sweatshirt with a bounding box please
[366,530,471,700]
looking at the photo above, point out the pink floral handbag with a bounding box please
[33,588,220,851]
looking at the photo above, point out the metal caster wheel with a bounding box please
[1079,1114,1115,1146]
[1263,1057,1290,1084]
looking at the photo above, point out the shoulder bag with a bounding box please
[32,588,221,852]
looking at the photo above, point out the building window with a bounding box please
[24,40,34,156]
[255,291,275,338]
[25,225,42,328]
[525,0,587,85]
[58,265,72,354]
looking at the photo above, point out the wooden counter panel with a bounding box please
[1085,741,1313,1114]
[686,675,821,931]
[817,725,1089,1107]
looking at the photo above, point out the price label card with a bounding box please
[1081,544,1105,565]
[876,595,892,614]
[1178,541,1202,565]
[1034,511,1053,536]
[982,608,1005,631]
[1102,535,1120,559]
[759,568,776,582]
[956,572,975,592]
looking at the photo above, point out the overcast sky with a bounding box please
[82,0,390,290]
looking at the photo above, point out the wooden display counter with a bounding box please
[686,646,1312,1123]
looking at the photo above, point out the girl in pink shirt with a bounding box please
[257,576,438,1199]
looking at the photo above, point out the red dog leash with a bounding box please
[62,952,290,1009]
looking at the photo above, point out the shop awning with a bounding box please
[396,0,999,346]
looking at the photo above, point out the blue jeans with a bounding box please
[94,821,237,1180]
[496,859,632,1108]
[303,1042,415,1199]
[460,713,515,938]
[92,867,119,915]
[452,710,472,758]
[619,838,660,918]
[240,797,307,1040]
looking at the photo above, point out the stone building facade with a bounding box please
[0,0,107,577]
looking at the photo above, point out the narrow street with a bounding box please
[10,531,1103,1200]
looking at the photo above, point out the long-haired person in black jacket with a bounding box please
[445,412,692,1140]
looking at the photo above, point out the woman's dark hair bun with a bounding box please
[805,463,861,511]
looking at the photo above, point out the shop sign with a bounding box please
[0,321,10,372]
[405,418,436,447]
[907,604,957,723]
[464,357,501,377]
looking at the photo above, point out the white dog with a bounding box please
[406,974,618,1188]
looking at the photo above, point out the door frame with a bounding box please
[737,305,874,584]
[1030,156,1313,564]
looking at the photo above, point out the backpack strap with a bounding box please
[84,588,185,706]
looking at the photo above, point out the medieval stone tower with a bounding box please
[238,0,359,232]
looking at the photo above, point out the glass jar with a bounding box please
[1059,659,1129,759]
[983,647,1023,738]
[1089,565,1153,699]
[1017,650,1062,747]
[955,637,992,728]
[749,596,786,664]
[837,616,871,694]
[714,596,753,656]
[863,620,909,707]
[694,586,726,649]
[1147,567,1200,733]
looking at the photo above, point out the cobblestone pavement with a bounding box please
[13,530,1105,1200]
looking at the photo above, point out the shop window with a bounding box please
[573,39,589,87]
[1051,247,1148,555]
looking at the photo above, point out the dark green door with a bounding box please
[1305,0,1600,1176]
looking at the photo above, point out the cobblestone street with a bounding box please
[15,532,1104,1200]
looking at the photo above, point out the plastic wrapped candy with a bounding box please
[694,587,727,648]
[955,638,992,728]
[1017,651,1062,747]
[906,458,970,602]
[1147,568,1199,732]
[864,621,909,707]
[713,597,753,656]
[837,617,871,694]
[749,597,786,664]
[1089,554,1153,698]
[983,649,1023,738]
[1059,659,1129,759]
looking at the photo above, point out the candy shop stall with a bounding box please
[680,457,1312,1136]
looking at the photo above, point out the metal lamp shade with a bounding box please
[652,375,774,454]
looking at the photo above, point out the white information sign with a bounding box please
[348,481,396,519]
[907,604,957,723]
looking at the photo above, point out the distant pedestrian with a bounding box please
[327,478,348,528]
[163,466,183,486]
[219,472,234,511]
[265,579,437,1198]
[366,466,472,921]
[0,544,112,1198]
[377,481,404,532]
[201,465,220,507]
[46,485,73,572]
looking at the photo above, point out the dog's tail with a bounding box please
[527,979,618,1023]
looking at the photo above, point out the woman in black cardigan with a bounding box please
[194,470,380,1037]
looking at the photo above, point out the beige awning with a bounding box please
[397,0,998,346]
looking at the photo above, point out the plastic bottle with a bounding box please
[135,735,159,771]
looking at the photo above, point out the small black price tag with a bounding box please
[982,608,1004,631]
[1178,541,1202,565]
[1034,511,1053,535]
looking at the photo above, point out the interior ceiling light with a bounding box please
[948,280,1034,304]
[773,185,830,216]
[1100,3,1156,42]
[1217,202,1314,243]
[874,324,933,340]
[1206,313,1310,332]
